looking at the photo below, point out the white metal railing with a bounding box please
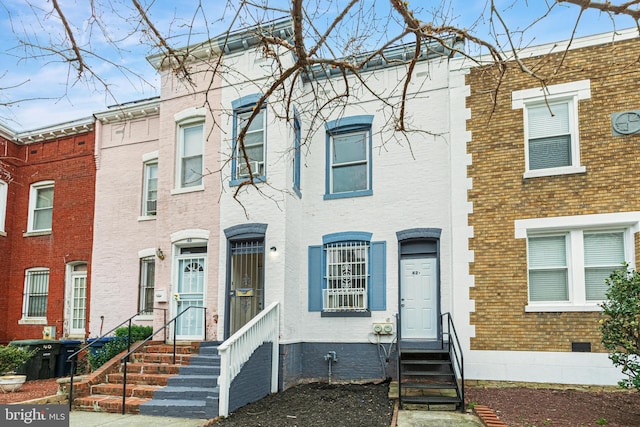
[217,301,280,417]
[323,288,367,311]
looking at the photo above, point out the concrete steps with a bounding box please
[72,341,221,417]
[139,341,221,419]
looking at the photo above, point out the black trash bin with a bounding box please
[10,339,61,380]
[55,340,82,377]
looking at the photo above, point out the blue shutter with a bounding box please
[369,241,386,310]
[308,245,323,311]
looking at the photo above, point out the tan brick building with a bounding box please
[463,29,640,383]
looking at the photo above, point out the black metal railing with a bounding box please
[441,312,465,412]
[118,306,207,414]
[67,308,167,410]
[395,312,402,407]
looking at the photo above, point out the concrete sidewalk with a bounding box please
[69,411,207,427]
[395,410,484,427]
[69,409,485,427]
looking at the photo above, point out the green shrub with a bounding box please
[0,345,35,375]
[87,325,153,370]
[600,265,640,390]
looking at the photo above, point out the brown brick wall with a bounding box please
[0,132,96,343]
[466,38,640,353]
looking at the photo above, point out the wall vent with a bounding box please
[571,342,591,352]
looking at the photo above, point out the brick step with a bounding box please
[144,344,199,354]
[73,395,151,414]
[133,352,194,365]
[108,372,173,386]
[91,383,162,398]
[125,362,181,375]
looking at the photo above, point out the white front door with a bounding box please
[174,251,206,340]
[400,257,438,339]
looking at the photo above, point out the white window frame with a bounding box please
[173,107,206,194]
[324,115,374,200]
[142,158,158,218]
[512,80,590,179]
[233,108,266,182]
[67,262,88,337]
[515,212,640,312]
[0,180,7,234]
[20,268,49,323]
[323,241,370,312]
[139,256,155,314]
[26,180,54,233]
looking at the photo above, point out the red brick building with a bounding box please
[0,119,96,343]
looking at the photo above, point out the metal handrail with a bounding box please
[441,312,465,413]
[395,312,402,408]
[67,308,167,410]
[119,306,207,415]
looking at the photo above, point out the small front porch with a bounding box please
[395,312,465,412]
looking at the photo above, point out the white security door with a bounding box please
[175,251,206,340]
[400,257,438,339]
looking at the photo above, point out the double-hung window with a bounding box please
[231,94,266,184]
[27,181,54,233]
[518,213,638,311]
[526,101,575,171]
[178,123,204,188]
[0,180,7,233]
[325,115,373,199]
[139,256,155,313]
[308,232,386,316]
[22,268,49,320]
[174,107,205,193]
[142,159,158,216]
[512,80,590,178]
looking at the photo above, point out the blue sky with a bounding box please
[0,0,635,131]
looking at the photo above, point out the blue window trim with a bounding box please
[322,231,372,244]
[324,115,374,200]
[230,93,267,187]
[308,231,385,317]
[292,111,302,197]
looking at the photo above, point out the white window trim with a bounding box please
[231,108,267,185]
[140,158,158,219]
[512,80,590,179]
[66,262,88,337]
[516,212,639,312]
[26,180,54,234]
[174,108,206,193]
[19,267,49,324]
[136,248,158,319]
[0,180,7,234]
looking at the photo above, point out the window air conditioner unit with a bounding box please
[237,161,261,178]
[146,199,157,215]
